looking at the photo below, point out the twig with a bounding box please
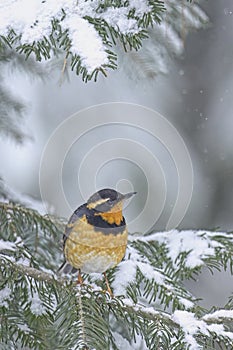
[1,257,65,285]
[77,286,88,348]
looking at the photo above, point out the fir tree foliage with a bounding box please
[120,0,208,79]
[0,0,208,145]
[0,0,209,145]
[0,46,48,143]
[1,202,233,350]
[0,0,207,82]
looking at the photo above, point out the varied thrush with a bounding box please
[59,188,136,294]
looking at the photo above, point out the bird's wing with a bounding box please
[63,203,89,247]
[57,203,89,274]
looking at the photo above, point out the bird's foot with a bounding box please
[77,269,83,285]
[103,272,113,297]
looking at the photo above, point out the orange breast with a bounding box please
[96,211,123,225]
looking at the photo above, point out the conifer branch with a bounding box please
[0,0,208,82]
[77,287,88,349]
[0,257,61,285]
[1,202,233,349]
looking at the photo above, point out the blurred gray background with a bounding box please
[1,1,233,307]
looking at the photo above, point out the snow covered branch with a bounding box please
[0,1,208,81]
[0,0,165,81]
[0,257,60,285]
[1,202,233,349]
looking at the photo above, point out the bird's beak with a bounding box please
[122,191,137,200]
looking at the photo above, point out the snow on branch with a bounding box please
[1,257,59,284]
[203,309,233,322]
[0,0,165,80]
[2,255,233,347]
[0,238,19,252]
[112,245,196,309]
[119,0,208,80]
[61,14,109,72]
[173,310,233,350]
[133,229,233,269]
[1,201,233,350]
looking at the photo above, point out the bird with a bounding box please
[58,188,136,295]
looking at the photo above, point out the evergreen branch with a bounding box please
[1,254,179,328]
[0,257,61,285]
[121,298,178,329]
[130,230,233,279]
[1,256,233,350]
[0,202,61,226]
[0,82,26,143]
[112,244,198,311]
[1,201,233,349]
[0,0,206,82]
[76,287,88,349]
[0,46,50,143]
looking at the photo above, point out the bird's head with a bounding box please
[87,188,136,214]
[86,188,136,226]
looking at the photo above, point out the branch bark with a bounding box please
[1,257,65,285]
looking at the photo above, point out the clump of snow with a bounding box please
[173,310,233,349]
[128,0,152,16]
[112,246,165,296]
[112,259,137,296]
[0,239,16,252]
[113,332,133,350]
[17,323,31,333]
[206,324,233,340]
[30,292,46,316]
[0,0,52,38]
[136,261,165,284]
[173,310,208,350]
[0,236,22,252]
[137,230,225,269]
[0,286,11,307]
[112,246,194,309]
[178,297,194,310]
[61,14,109,73]
[203,309,233,321]
[112,245,194,309]
[130,303,161,318]
[122,298,134,307]
[1,0,110,72]
[100,8,139,35]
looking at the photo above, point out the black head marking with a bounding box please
[87,188,124,212]
[88,188,119,203]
